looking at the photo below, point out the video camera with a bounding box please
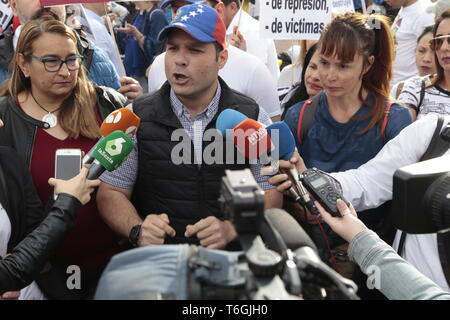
[94,169,359,300]
[392,155,450,234]
[217,169,359,300]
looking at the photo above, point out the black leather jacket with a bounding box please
[0,193,81,294]
[0,86,127,165]
[0,87,126,294]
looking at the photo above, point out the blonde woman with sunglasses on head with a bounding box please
[398,9,450,121]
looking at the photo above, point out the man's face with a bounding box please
[221,2,238,28]
[9,0,66,24]
[165,29,227,103]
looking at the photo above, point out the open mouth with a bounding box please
[172,73,190,85]
[174,73,188,80]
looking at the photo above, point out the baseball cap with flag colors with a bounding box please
[158,3,227,49]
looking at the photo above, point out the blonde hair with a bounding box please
[2,19,100,139]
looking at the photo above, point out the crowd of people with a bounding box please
[0,0,450,301]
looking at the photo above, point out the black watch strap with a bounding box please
[129,224,142,247]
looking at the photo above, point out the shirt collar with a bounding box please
[170,81,221,120]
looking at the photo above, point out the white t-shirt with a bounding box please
[226,10,280,83]
[147,45,281,117]
[331,115,450,292]
[83,8,125,77]
[398,75,450,120]
[391,0,435,85]
[277,64,303,89]
[0,203,46,300]
[0,203,11,257]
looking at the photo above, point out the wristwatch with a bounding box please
[129,224,142,247]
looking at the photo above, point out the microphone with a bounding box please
[266,122,318,214]
[232,118,272,160]
[87,130,135,180]
[216,109,248,136]
[264,209,359,300]
[100,108,141,137]
[83,108,141,165]
[264,208,318,254]
[216,110,272,160]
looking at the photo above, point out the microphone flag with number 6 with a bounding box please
[87,130,134,180]
[83,108,141,165]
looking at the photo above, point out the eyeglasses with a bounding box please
[429,35,450,50]
[29,55,84,72]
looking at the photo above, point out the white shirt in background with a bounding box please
[391,0,435,86]
[0,203,11,257]
[83,8,126,77]
[331,115,450,292]
[398,75,450,120]
[147,45,281,118]
[277,64,302,88]
[226,10,280,83]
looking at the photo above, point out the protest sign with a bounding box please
[40,0,142,5]
[0,0,13,34]
[330,0,354,14]
[40,0,110,6]
[259,0,331,40]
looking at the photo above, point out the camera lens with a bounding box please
[424,172,450,231]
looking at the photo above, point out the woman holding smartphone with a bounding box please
[0,146,100,297]
[0,19,127,299]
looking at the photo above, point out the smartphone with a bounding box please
[54,149,82,199]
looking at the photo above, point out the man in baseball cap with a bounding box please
[158,2,227,49]
[98,3,281,252]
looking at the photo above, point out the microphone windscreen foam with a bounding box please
[232,118,272,159]
[264,208,318,253]
[100,108,141,137]
[216,109,248,136]
[266,122,296,161]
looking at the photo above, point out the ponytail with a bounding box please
[360,14,394,134]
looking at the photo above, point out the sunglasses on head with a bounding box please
[430,34,450,50]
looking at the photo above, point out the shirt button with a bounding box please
[43,123,50,129]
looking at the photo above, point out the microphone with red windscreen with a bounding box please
[232,118,272,160]
[216,109,272,160]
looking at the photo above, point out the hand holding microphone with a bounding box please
[265,122,319,215]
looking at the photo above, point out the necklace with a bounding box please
[29,91,63,128]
